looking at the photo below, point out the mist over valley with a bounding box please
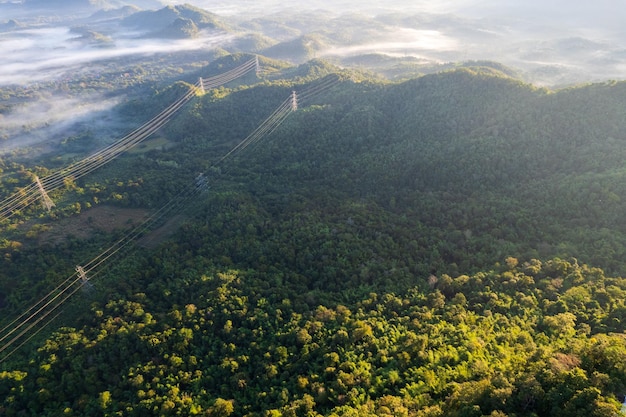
[0,0,619,159]
[1,0,623,155]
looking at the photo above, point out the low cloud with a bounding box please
[2,0,625,101]
[0,26,233,86]
[322,28,458,58]
[0,93,122,154]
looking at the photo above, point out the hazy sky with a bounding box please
[161,0,622,27]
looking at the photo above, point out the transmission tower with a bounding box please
[75,265,95,291]
[198,77,205,94]
[34,175,55,211]
[76,265,88,283]
[291,91,298,111]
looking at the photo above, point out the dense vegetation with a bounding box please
[3,256,626,416]
[2,60,626,416]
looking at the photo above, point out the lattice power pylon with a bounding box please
[198,77,205,94]
[76,265,88,284]
[76,265,94,291]
[34,175,55,211]
[291,91,298,111]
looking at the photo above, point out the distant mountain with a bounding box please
[261,34,328,63]
[0,18,22,31]
[69,26,114,46]
[174,3,228,29]
[121,4,230,36]
[228,33,276,53]
[454,60,521,78]
[89,5,141,20]
[152,17,199,39]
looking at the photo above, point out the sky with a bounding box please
[161,0,622,28]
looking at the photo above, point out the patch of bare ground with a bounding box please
[37,205,150,245]
[33,205,187,248]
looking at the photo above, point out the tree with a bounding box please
[208,398,234,417]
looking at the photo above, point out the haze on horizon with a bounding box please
[0,0,623,153]
[0,0,623,87]
[171,0,626,86]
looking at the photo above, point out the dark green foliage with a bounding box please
[155,18,200,40]
[4,62,626,416]
[1,258,625,416]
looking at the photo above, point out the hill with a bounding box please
[2,61,626,415]
[261,34,329,63]
[89,5,141,21]
[121,4,230,36]
[152,17,199,39]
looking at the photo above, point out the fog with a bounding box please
[0,7,233,154]
[162,0,626,85]
[0,27,232,86]
[0,93,122,153]
[323,29,459,57]
[0,0,624,154]
[164,0,624,29]
[2,0,622,87]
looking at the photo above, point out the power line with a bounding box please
[0,73,341,363]
[0,58,259,221]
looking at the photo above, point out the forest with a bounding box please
[2,55,626,416]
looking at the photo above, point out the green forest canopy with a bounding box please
[2,60,626,416]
